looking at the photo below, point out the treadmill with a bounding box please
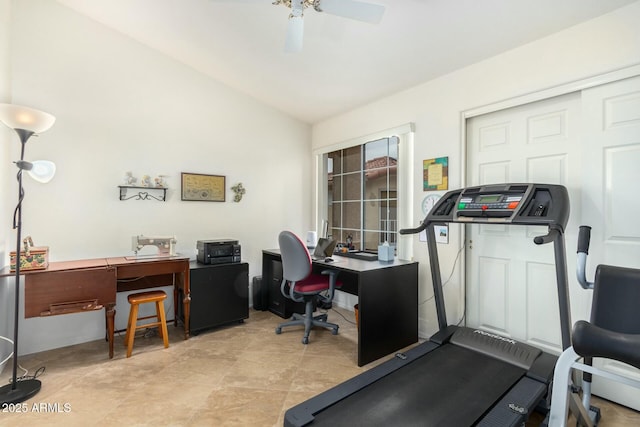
[285,183,572,426]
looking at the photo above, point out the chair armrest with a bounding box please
[319,269,341,302]
[281,278,304,303]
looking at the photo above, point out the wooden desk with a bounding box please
[1,256,190,359]
[262,250,418,366]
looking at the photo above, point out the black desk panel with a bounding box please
[261,250,418,366]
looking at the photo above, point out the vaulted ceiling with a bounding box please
[55,0,638,123]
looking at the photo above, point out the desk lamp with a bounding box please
[0,103,55,405]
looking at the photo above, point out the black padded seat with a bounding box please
[573,264,640,369]
[572,320,640,370]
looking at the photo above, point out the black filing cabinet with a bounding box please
[182,261,249,334]
[262,251,306,318]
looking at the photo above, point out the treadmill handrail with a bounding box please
[533,227,560,245]
[399,223,426,235]
[576,225,594,289]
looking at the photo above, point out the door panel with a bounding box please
[525,261,561,353]
[605,145,640,244]
[477,256,509,334]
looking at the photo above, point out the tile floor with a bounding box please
[0,308,638,426]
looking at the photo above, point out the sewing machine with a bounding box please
[131,235,177,257]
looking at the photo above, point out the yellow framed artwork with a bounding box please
[181,172,225,202]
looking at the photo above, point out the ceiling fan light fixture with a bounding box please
[273,0,320,13]
[271,0,385,52]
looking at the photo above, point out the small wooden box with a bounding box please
[10,247,49,272]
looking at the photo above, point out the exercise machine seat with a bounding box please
[275,231,342,344]
[549,248,640,426]
[574,264,640,369]
[573,264,640,371]
[572,320,640,370]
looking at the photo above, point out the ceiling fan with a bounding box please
[215,0,386,53]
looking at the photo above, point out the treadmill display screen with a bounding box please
[476,194,501,203]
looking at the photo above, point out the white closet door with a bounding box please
[466,93,582,353]
[581,75,640,410]
[466,75,640,410]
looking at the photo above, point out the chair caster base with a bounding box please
[275,327,282,334]
[332,327,339,335]
[302,337,309,344]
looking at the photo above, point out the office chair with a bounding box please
[548,227,640,426]
[275,231,342,344]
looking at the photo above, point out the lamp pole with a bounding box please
[0,103,55,405]
[0,130,42,404]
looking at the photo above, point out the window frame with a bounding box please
[327,137,399,252]
[312,123,414,261]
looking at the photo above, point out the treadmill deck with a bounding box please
[309,344,525,426]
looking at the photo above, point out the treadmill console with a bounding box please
[456,191,527,219]
[424,183,569,229]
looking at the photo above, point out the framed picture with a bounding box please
[423,156,448,191]
[181,173,225,202]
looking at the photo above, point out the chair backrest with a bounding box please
[591,264,640,334]
[279,231,312,283]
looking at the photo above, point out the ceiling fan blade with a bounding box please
[285,16,304,53]
[318,0,385,24]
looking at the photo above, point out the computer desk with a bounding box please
[262,250,418,366]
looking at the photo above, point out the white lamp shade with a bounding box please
[0,103,56,134]
[27,160,56,183]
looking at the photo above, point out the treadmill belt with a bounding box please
[312,344,524,426]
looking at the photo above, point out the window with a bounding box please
[326,136,398,252]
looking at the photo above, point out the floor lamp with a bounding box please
[0,103,56,405]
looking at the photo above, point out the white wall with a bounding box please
[312,1,640,337]
[4,0,313,355]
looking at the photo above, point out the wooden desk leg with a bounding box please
[176,267,191,339]
[182,291,191,339]
[105,303,116,359]
[173,283,179,328]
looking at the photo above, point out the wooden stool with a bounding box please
[125,290,169,358]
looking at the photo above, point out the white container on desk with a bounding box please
[377,242,394,261]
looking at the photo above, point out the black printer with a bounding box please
[196,239,241,264]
